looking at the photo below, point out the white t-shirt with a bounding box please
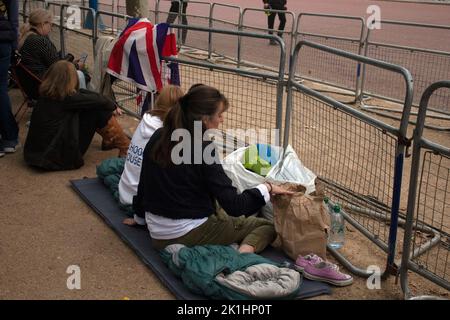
[118,114,163,206]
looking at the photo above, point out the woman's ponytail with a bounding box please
[150,100,185,166]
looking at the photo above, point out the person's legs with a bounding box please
[78,109,112,155]
[166,1,180,24]
[151,209,276,253]
[277,12,287,38]
[0,43,19,151]
[267,13,277,45]
[267,13,276,35]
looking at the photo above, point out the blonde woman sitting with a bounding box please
[18,8,88,97]
[96,85,184,223]
[24,61,129,171]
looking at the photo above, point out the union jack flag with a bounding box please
[106,18,180,93]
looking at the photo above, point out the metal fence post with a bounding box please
[59,4,65,57]
[400,80,450,299]
[208,3,213,60]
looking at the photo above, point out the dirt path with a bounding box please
[0,91,172,300]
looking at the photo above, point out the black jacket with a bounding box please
[24,89,115,171]
[0,0,19,49]
[19,33,61,78]
[133,129,266,220]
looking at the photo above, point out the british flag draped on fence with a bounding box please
[106,18,180,94]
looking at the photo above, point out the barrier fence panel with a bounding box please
[97,0,118,32]
[362,21,450,117]
[284,40,413,276]
[98,0,114,13]
[400,81,450,299]
[45,2,96,69]
[295,14,366,102]
[239,8,295,71]
[208,3,241,62]
[95,10,142,117]
[20,0,48,22]
[164,24,286,150]
[174,0,211,52]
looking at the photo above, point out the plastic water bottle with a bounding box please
[328,204,345,250]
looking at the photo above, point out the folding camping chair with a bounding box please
[9,52,42,121]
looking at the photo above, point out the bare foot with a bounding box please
[238,244,255,254]
[122,218,137,226]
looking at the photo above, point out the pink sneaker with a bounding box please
[294,254,324,272]
[303,261,353,287]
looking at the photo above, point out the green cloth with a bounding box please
[242,144,272,177]
[151,210,276,253]
[160,244,281,300]
[96,157,134,217]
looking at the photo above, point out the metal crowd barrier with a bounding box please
[400,81,450,299]
[238,8,295,69]
[161,24,286,150]
[208,3,240,61]
[44,2,96,64]
[95,10,141,117]
[284,40,413,277]
[294,13,366,103]
[20,0,47,22]
[361,20,450,129]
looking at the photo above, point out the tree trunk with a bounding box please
[125,0,149,18]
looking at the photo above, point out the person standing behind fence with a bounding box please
[0,0,19,157]
[263,0,287,45]
[166,0,188,45]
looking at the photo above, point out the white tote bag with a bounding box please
[222,145,317,220]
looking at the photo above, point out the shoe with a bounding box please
[0,140,19,153]
[294,253,324,272]
[96,116,130,157]
[269,39,277,46]
[303,261,353,287]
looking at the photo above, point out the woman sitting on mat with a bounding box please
[24,60,129,171]
[133,84,293,254]
[118,85,184,225]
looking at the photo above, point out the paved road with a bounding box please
[102,0,450,107]
[103,1,450,50]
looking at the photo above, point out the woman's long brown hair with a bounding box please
[150,85,229,167]
[39,61,79,100]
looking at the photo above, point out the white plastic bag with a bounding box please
[222,145,317,220]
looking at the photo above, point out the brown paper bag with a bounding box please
[272,182,329,260]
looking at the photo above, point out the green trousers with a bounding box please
[151,209,276,253]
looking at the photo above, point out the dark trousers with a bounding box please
[78,108,111,155]
[151,209,276,253]
[268,11,286,38]
[166,1,188,44]
[0,42,19,142]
